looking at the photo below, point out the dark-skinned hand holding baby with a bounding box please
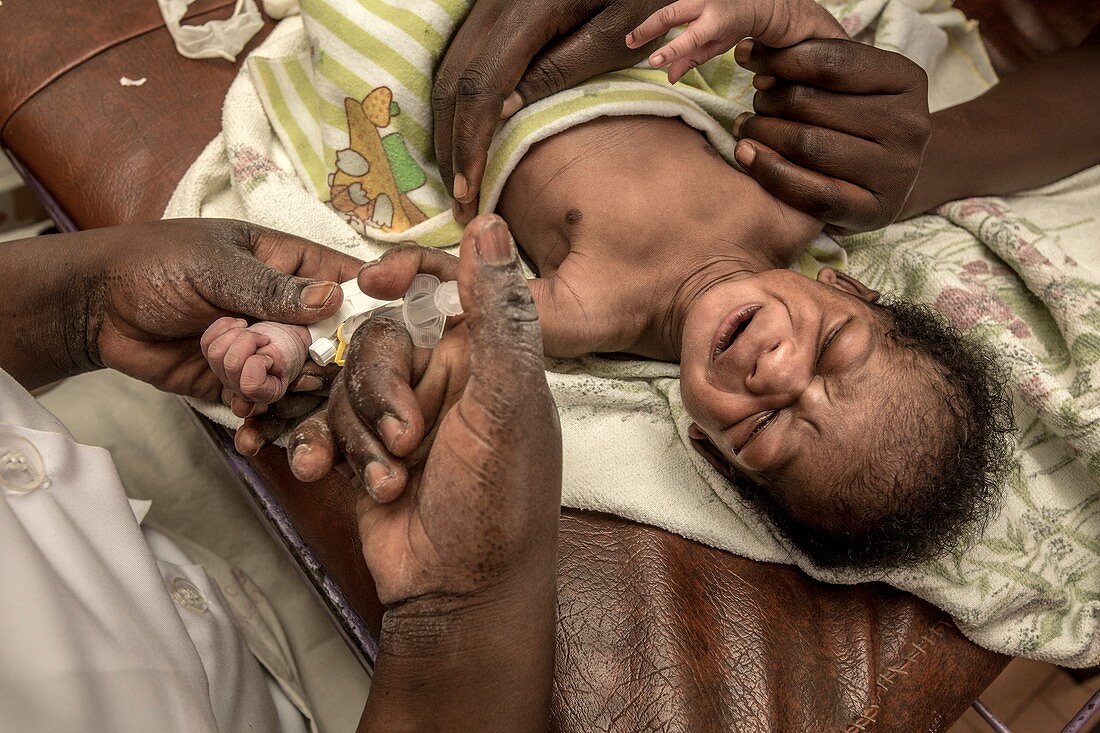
[730,38,932,233]
[284,215,561,732]
[0,219,360,396]
[437,0,867,222]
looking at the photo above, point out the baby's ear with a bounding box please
[817,267,880,303]
[687,423,737,481]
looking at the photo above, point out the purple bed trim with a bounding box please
[1062,689,1100,733]
[973,699,1013,733]
[2,148,78,233]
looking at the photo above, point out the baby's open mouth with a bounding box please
[712,305,761,361]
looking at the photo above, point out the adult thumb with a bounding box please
[512,17,653,112]
[219,251,345,326]
[457,215,547,414]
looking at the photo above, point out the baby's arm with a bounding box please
[626,0,845,84]
[201,317,312,410]
[357,231,624,360]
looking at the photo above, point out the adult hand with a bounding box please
[290,215,561,731]
[288,214,561,604]
[731,38,932,234]
[352,234,627,359]
[85,219,362,400]
[434,0,670,222]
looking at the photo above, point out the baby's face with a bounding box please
[679,269,923,518]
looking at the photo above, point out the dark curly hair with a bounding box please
[735,297,1016,570]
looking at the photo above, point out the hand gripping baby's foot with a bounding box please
[201,317,312,411]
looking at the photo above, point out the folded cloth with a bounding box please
[170,0,1100,667]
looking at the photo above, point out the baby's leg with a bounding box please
[201,318,312,408]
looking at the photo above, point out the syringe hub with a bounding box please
[402,274,464,348]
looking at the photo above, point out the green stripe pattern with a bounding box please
[248,0,992,251]
[247,0,768,247]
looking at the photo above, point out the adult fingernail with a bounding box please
[378,414,406,447]
[501,92,523,119]
[735,40,754,65]
[753,74,776,91]
[291,442,310,467]
[359,256,382,272]
[732,111,752,138]
[365,461,391,494]
[650,52,665,67]
[294,375,324,392]
[245,402,267,418]
[453,173,469,202]
[301,282,337,308]
[475,217,514,265]
[735,140,756,168]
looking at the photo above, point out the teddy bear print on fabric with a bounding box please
[328,86,427,234]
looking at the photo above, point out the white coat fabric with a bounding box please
[0,367,309,732]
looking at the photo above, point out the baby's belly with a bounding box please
[497,115,726,274]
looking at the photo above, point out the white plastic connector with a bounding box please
[306,276,464,365]
[401,275,460,348]
[308,337,338,367]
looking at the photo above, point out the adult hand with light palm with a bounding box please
[288,215,562,733]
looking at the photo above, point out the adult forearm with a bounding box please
[358,572,557,732]
[0,232,102,389]
[901,33,1100,218]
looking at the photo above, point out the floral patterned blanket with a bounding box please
[834,175,1100,666]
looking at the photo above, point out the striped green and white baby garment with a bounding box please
[248,0,804,248]
[247,0,992,268]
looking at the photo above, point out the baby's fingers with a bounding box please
[627,0,702,49]
[648,21,715,69]
[201,317,246,358]
[206,326,248,392]
[666,38,730,83]
[224,331,270,394]
[240,354,287,405]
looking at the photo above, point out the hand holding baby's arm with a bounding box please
[201,317,313,415]
[627,0,846,83]
[731,38,931,233]
[357,227,615,360]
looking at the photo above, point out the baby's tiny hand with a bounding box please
[627,0,747,83]
[626,0,845,84]
[201,317,312,414]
